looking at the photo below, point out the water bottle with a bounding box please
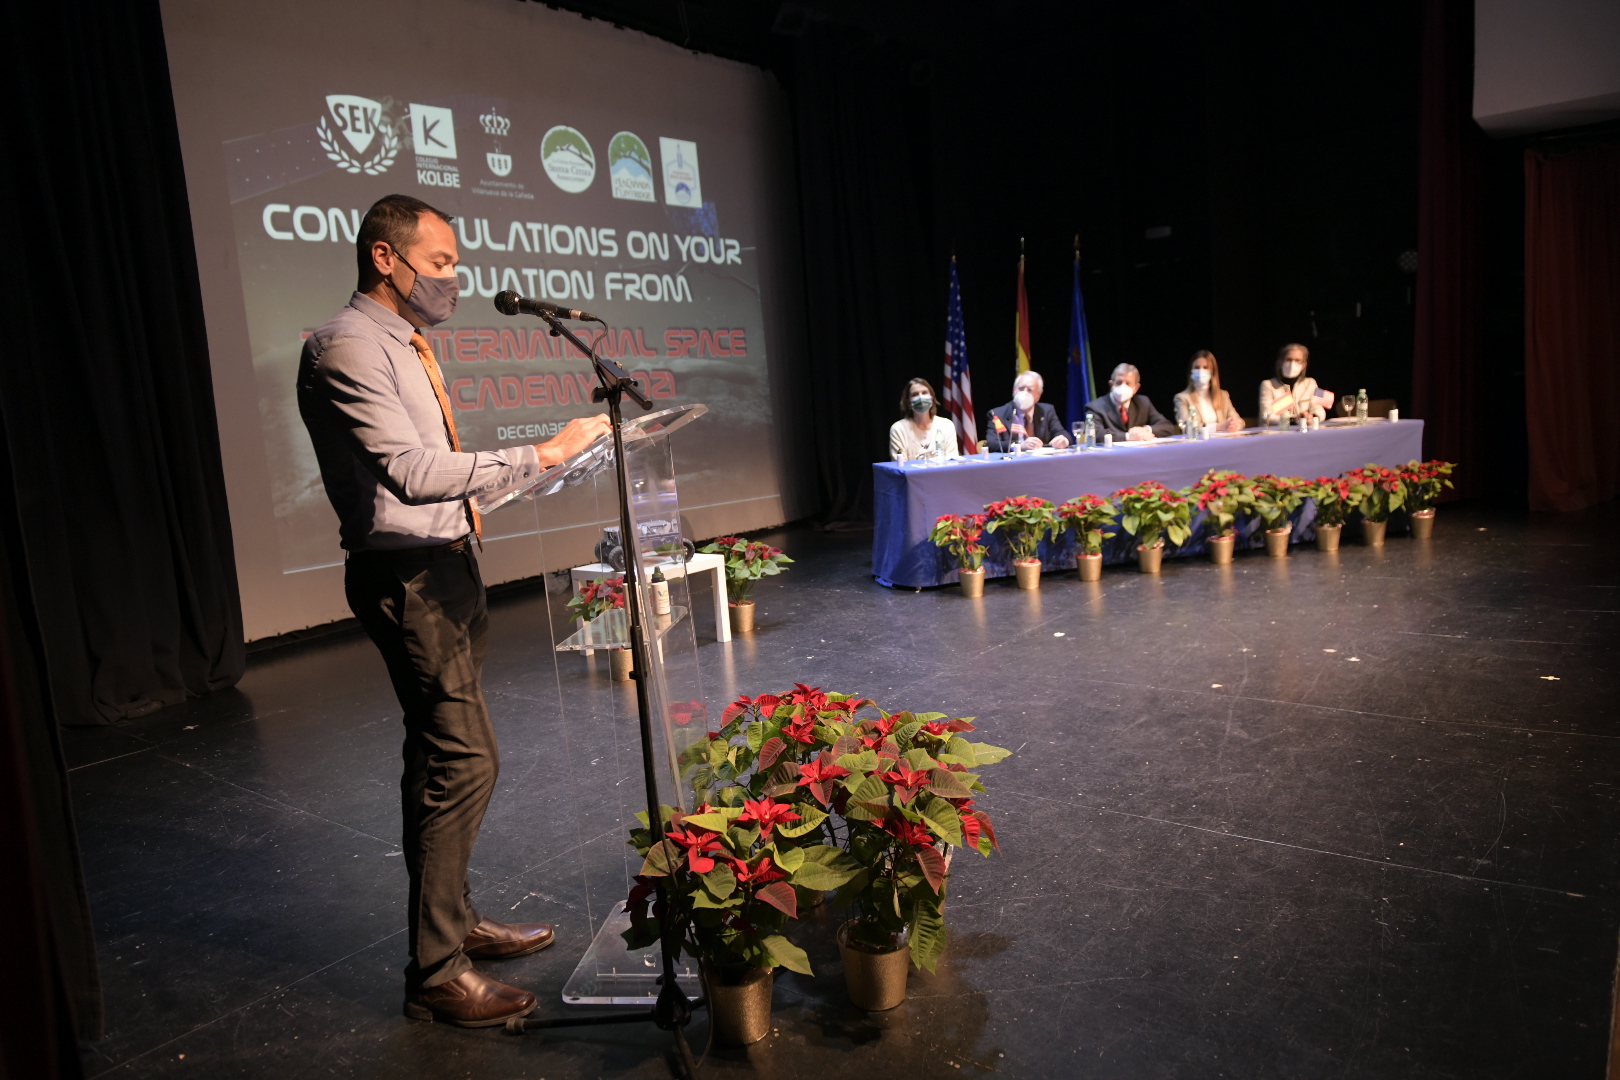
[1084,414,1096,449]
[1355,388,1368,422]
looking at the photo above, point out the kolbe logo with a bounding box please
[659,137,702,207]
[541,126,595,193]
[608,131,654,202]
[318,95,400,176]
[481,109,512,177]
[410,104,458,159]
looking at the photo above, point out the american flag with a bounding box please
[942,258,977,454]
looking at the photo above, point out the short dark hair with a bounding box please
[356,194,453,277]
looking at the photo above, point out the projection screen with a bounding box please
[160,0,808,639]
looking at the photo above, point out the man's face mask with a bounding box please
[389,248,460,326]
[1110,381,1136,404]
[1013,389,1035,412]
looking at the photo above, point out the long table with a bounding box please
[872,419,1425,587]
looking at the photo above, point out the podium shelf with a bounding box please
[554,606,688,652]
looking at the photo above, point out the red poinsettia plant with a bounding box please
[1250,474,1305,531]
[567,575,624,623]
[1057,494,1117,556]
[1399,459,1456,512]
[670,685,1010,972]
[1186,470,1256,538]
[1300,475,1354,527]
[984,496,1058,562]
[1112,481,1192,551]
[1345,463,1407,522]
[929,513,988,571]
[698,536,794,604]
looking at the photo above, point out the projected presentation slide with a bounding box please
[163,0,788,576]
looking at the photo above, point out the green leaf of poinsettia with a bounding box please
[762,934,813,975]
[918,795,964,846]
[787,849,860,891]
[776,804,829,837]
[926,769,974,799]
[771,845,806,873]
[909,903,947,973]
[837,749,879,774]
[640,838,682,877]
[965,741,1012,765]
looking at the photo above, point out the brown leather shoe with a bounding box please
[404,968,537,1027]
[461,917,556,960]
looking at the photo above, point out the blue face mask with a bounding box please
[389,249,460,326]
[911,395,933,413]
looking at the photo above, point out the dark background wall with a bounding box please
[550,0,1429,515]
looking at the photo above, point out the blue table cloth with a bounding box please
[873,419,1425,587]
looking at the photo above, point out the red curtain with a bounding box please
[1525,143,1620,512]
[1411,0,1485,498]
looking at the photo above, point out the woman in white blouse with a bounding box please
[1259,343,1327,424]
[888,377,960,461]
[1172,350,1244,432]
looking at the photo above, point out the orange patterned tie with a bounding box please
[409,333,482,543]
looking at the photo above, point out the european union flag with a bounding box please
[1066,247,1096,426]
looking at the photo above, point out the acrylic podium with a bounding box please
[477,404,713,1005]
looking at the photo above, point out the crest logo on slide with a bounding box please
[541,126,595,193]
[608,132,655,202]
[481,109,513,177]
[659,138,702,207]
[318,94,399,176]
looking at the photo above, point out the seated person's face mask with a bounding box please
[1191,368,1211,387]
[1281,361,1303,379]
[1013,390,1035,412]
[910,395,932,413]
[1110,382,1135,404]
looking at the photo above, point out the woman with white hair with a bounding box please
[1260,343,1328,424]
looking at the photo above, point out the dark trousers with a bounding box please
[345,544,496,990]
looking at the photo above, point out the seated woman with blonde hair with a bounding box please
[1260,343,1329,424]
[888,377,960,461]
[1173,350,1244,432]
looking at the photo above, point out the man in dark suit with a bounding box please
[985,370,1072,452]
[1083,363,1177,441]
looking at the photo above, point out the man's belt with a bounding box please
[349,535,475,561]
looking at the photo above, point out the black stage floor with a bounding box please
[68,503,1619,1079]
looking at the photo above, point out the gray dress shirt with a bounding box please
[297,293,542,551]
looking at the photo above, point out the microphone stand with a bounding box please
[500,313,700,1079]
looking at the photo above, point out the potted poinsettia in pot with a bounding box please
[1399,459,1455,539]
[1112,481,1191,573]
[984,496,1058,589]
[1187,470,1255,564]
[829,708,1009,1009]
[567,575,630,679]
[1057,494,1116,581]
[1299,475,1353,551]
[1251,474,1305,557]
[929,513,989,597]
[1345,463,1406,545]
[698,536,793,634]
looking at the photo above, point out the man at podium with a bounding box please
[297,194,611,1028]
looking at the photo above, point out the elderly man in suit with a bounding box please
[985,370,1071,452]
[1084,363,1177,441]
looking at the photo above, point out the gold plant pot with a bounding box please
[1315,523,1342,552]
[1410,508,1436,539]
[838,922,909,1012]
[1207,534,1234,564]
[1014,559,1042,590]
[1136,542,1164,574]
[1077,552,1103,581]
[729,600,756,634]
[1362,519,1387,546]
[609,648,633,681]
[1264,525,1291,557]
[957,566,985,597]
[703,964,774,1046]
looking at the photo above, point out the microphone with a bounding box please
[493,290,602,323]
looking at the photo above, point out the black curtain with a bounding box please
[0,1,245,727]
[792,25,940,523]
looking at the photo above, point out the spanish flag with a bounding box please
[1014,246,1031,374]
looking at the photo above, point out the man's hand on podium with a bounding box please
[534,414,614,468]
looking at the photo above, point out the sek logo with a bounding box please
[318,94,399,176]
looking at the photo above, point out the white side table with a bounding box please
[569,552,730,651]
